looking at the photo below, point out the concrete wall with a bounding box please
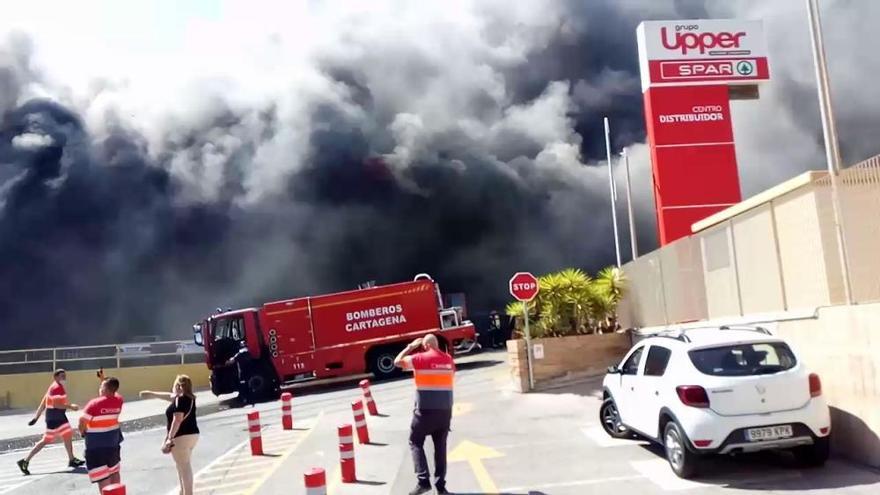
[618,252,667,329]
[701,224,740,319]
[774,303,880,467]
[660,237,707,324]
[732,204,785,314]
[0,364,210,410]
[621,164,880,330]
[507,333,631,392]
[836,179,880,303]
[772,187,833,309]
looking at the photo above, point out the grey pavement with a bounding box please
[2,351,879,494]
[0,389,229,452]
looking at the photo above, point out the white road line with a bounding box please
[631,459,705,491]
[501,475,646,492]
[631,458,804,491]
[0,480,38,495]
[0,446,74,493]
[581,426,650,448]
[164,438,251,495]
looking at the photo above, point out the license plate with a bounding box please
[746,425,793,442]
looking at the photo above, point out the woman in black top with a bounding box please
[140,375,199,495]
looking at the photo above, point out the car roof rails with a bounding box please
[718,325,772,335]
[654,329,691,343]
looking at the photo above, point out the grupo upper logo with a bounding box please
[660,25,746,55]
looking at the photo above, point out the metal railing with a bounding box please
[0,340,204,375]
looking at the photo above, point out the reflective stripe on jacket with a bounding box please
[412,349,455,411]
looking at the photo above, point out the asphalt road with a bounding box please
[1,351,879,494]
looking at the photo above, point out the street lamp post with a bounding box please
[621,149,639,261]
[604,117,622,268]
[805,0,853,304]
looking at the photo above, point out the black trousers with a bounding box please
[409,409,452,488]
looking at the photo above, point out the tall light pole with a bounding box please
[621,149,639,261]
[806,0,853,303]
[604,117,622,268]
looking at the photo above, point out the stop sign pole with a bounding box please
[510,272,539,391]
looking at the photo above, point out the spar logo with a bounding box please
[661,25,746,55]
[736,60,755,76]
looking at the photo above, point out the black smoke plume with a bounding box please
[0,1,876,348]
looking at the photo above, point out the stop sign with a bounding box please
[509,272,539,302]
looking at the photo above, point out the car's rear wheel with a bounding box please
[599,398,631,439]
[793,436,831,467]
[664,421,701,479]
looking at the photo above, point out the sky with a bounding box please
[0,0,877,347]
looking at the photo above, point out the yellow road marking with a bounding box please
[241,411,324,495]
[197,470,264,484]
[448,440,504,493]
[209,456,275,469]
[194,478,254,492]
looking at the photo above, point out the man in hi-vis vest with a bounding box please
[395,334,454,495]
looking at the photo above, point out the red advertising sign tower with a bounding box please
[637,20,770,245]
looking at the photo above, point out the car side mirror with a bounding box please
[607,365,621,374]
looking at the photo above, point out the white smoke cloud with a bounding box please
[11,131,53,149]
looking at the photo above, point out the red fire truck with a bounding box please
[192,274,475,400]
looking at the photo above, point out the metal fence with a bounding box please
[620,153,880,329]
[0,341,204,375]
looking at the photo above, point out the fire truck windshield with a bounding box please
[212,316,245,342]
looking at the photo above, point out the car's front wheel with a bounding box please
[664,421,702,479]
[793,436,831,467]
[599,398,631,439]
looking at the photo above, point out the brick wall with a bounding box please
[507,333,632,392]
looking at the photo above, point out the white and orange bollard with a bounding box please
[338,424,356,483]
[102,484,126,495]
[350,400,370,444]
[281,392,293,430]
[304,467,327,495]
[247,411,263,455]
[359,379,379,416]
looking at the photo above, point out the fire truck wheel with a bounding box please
[369,347,402,380]
[246,373,271,398]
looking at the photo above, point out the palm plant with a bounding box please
[505,300,539,338]
[505,266,627,338]
[593,267,627,333]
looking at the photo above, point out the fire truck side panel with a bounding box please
[260,298,317,379]
[309,280,441,349]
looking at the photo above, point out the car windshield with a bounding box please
[688,342,797,377]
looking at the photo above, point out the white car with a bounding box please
[601,325,831,478]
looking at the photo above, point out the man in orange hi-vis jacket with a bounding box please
[17,369,85,475]
[395,334,455,495]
